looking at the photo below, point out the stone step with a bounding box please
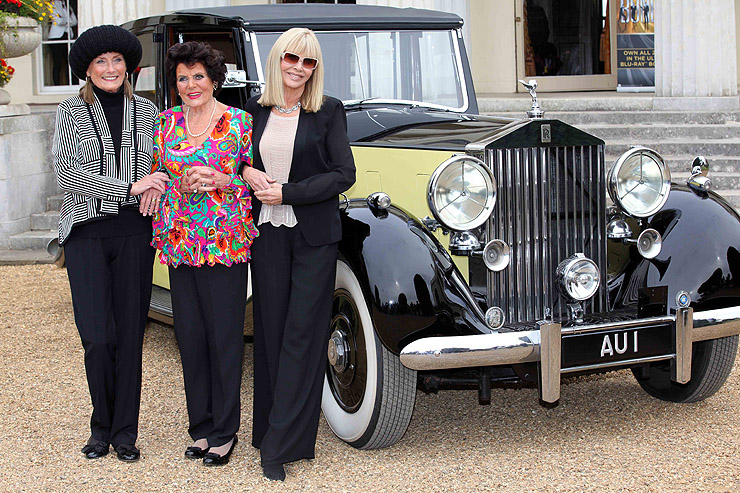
[605,139,740,157]
[660,156,740,173]
[0,248,58,265]
[491,111,740,125]
[604,155,740,172]
[47,194,63,211]
[478,94,654,113]
[670,171,740,190]
[30,211,59,231]
[8,230,57,251]
[716,190,740,211]
[582,123,740,141]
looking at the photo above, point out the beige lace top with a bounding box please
[258,111,299,227]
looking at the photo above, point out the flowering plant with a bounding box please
[0,0,54,24]
[0,0,20,11]
[0,58,15,87]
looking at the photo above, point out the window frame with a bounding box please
[35,0,80,95]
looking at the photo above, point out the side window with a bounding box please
[38,0,79,92]
[133,32,156,105]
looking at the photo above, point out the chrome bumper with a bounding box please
[399,306,740,403]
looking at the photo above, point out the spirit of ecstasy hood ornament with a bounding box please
[518,79,544,119]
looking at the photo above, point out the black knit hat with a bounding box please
[68,25,142,80]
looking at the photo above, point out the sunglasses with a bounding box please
[281,51,319,70]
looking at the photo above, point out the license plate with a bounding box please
[561,324,673,370]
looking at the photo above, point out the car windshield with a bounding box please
[255,30,466,111]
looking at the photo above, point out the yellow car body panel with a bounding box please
[346,145,469,279]
[152,259,169,289]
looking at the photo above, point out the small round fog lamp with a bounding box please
[485,306,505,329]
[556,253,600,302]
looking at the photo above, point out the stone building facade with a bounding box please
[0,0,738,249]
[3,0,739,105]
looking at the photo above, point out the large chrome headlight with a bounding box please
[427,155,496,231]
[608,147,671,218]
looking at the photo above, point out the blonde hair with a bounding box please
[258,28,325,113]
[80,77,133,104]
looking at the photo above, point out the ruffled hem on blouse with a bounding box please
[151,182,259,267]
[153,235,254,267]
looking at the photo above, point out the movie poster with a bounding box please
[617,0,655,91]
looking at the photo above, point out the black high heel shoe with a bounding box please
[184,444,209,459]
[114,444,140,462]
[81,439,109,459]
[202,435,237,466]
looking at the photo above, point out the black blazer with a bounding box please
[245,95,356,246]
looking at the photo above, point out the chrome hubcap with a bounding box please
[328,328,350,372]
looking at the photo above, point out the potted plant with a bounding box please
[0,0,54,58]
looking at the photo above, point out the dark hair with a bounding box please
[165,41,227,95]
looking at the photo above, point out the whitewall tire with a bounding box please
[322,260,417,449]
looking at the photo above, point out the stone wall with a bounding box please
[0,111,58,247]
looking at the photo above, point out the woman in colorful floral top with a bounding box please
[150,106,257,266]
[143,41,256,467]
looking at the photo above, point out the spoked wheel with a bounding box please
[322,260,417,450]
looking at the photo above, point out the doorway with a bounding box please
[516,0,617,92]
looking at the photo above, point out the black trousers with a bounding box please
[251,223,338,467]
[64,232,154,447]
[168,262,248,448]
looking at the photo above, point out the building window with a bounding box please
[38,0,79,92]
[524,0,611,77]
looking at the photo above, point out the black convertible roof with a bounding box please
[175,4,463,31]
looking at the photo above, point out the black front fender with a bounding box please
[338,201,489,354]
[610,185,740,312]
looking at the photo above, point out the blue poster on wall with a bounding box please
[617,0,655,92]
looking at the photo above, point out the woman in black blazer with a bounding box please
[242,27,355,481]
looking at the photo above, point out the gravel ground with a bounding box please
[2,264,740,492]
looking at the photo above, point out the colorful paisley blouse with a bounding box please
[151,106,258,267]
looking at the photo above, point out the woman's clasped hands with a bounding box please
[243,166,283,205]
[183,165,231,193]
[131,171,170,196]
[134,172,170,216]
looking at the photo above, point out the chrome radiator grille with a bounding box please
[485,145,607,323]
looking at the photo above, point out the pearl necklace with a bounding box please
[185,98,217,138]
[275,101,301,114]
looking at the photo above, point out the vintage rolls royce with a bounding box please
[125,4,740,451]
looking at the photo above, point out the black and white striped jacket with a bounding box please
[53,94,158,245]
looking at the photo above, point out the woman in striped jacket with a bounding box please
[52,25,169,462]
